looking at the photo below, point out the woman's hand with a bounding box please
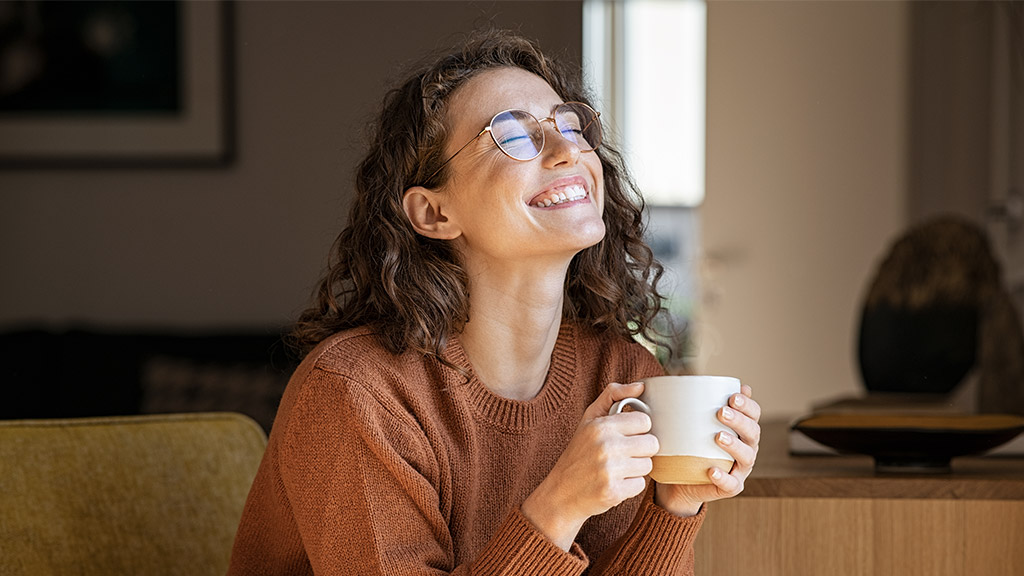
[654,385,761,517]
[521,381,658,551]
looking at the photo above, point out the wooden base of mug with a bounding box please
[651,455,735,485]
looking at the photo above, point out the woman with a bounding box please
[229,30,760,575]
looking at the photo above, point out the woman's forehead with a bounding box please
[449,67,563,126]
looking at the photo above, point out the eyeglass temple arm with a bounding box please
[425,127,491,184]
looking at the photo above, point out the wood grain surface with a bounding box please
[695,499,1024,576]
[692,420,1024,575]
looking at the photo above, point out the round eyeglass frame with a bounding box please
[425,101,602,184]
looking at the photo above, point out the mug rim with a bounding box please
[642,375,740,385]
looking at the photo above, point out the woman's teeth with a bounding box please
[531,185,587,207]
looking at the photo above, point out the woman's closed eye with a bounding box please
[560,126,585,139]
[497,133,533,147]
[497,133,543,158]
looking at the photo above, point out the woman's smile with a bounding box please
[527,176,591,208]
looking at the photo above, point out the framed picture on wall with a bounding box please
[0,0,233,167]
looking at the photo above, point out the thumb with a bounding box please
[584,381,645,421]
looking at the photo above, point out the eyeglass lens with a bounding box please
[490,103,601,161]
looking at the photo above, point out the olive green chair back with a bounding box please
[0,412,267,576]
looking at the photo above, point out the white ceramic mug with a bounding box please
[609,375,741,484]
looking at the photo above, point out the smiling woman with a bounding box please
[288,34,663,366]
[402,67,608,292]
[227,29,762,576]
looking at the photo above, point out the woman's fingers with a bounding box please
[719,402,761,447]
[620,476,649,499]
[716,431,756,471]
[717,388,760,477]
[623,454,655,479]
[732,388,762,422]
[622,427,659,456]
[603,410,654,437]
[708,465,744,496]
[586,412,658,460]
[584,381,644,420]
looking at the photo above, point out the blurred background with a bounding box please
[1,0,1021,428]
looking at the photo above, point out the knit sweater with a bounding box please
[228,322,705,575]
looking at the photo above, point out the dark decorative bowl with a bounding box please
[792,413,1024,473]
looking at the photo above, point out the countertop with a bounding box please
[742,419,1024,500]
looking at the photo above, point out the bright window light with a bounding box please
[584,0,706,206]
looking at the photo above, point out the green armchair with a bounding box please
[0,412,267,575]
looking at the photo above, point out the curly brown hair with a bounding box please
[290,29,668,361]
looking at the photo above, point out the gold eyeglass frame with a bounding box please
[425,101,602,183]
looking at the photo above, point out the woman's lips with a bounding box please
[529,184,589,207]
[527,176,590,207]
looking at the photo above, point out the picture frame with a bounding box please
[0,1,233,168]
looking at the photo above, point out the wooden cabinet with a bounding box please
[694,421,1024,575]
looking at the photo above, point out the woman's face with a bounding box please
[435,67,606,268]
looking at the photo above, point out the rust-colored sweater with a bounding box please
[228,322,705,575]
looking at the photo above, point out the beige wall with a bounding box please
[700,1,909,419]
[0,1,582,330]
[907,0,996,225]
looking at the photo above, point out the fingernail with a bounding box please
[722,407,735,420]
[711,468,722,480]
[718,432,733,446]
[733,394,745,408]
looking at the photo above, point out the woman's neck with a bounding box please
[457,260,569,401]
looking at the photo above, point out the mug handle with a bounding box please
[608,397,651,416]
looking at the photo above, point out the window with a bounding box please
[584,0,707,370]
[583,0,706,207]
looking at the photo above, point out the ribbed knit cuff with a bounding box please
[472,508,588,576]
[605,489,706,574]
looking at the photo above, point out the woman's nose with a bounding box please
[541,123,582,167]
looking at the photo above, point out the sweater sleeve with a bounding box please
[586,485,705,575]
[278,366,589,576]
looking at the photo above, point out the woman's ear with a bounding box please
[402,186,462,240]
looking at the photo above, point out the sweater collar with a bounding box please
[442,321,578,433]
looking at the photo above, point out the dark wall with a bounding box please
[0,1,583,331]
[0,1,583,426]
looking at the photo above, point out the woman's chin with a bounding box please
[568,221,607,253]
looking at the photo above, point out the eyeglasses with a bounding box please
[426,101,602,183]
